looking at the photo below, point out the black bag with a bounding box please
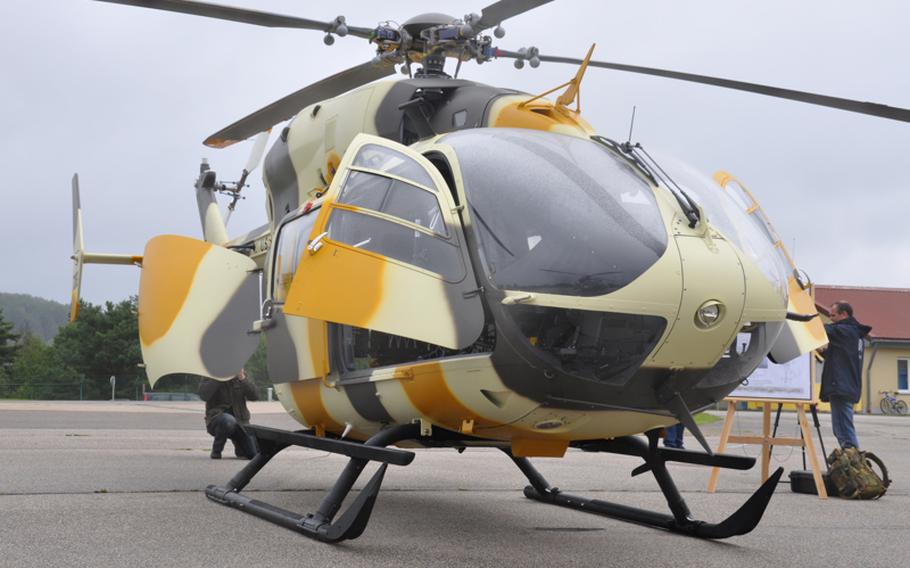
[789,469,836,495]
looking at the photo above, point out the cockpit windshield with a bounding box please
[645,150,789,305]
[443,129,667,297]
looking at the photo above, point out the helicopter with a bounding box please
[67,0,910,544]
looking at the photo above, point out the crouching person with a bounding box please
[199,368,259,459]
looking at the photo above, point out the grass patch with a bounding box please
[694,412,720,426]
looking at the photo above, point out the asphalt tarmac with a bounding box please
[1,400,907,568]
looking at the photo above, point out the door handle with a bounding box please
[307,231,328,254]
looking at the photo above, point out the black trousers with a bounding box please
[207,413,257,458]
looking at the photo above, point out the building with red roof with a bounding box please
[815,285,910,414]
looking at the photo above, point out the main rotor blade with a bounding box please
[94,0,374,38]
[204,61,396,148]
[476,0,553,31]
[496,50,910,124]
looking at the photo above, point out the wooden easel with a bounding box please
[707,398,828,499]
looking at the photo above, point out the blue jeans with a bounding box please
[664,424,685,449]
[207,413,257,458]
[829,396,859,449]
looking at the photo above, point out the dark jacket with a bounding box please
[198,377,259,427]
[820,316,872,403]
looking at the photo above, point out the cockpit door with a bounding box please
[282,134,484,350]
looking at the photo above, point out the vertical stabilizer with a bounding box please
[71,174,85,322]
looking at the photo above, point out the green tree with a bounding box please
[245,336,270,394]
[0,307,20,367]
[0,356,9,396]
[9,333,81,399]
[54,297,145,399]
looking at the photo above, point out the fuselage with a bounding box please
[248,75,795,456]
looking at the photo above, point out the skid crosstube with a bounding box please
[205,423,418,543]
[510,431,782,539]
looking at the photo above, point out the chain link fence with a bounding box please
[0,374,272,401]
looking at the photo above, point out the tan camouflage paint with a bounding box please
[283,134,481,350]
[488,94,596,137]
[287,378,345,435]
[138,235,258,386]
[139,236,210,346]
[285,82,395,211]
[134,81,811,456]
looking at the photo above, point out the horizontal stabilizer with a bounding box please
[70,173,141,322]
[139,235,259,386]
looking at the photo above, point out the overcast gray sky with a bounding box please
[1,0,908,305]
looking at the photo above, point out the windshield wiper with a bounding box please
[469,203,515,257]
[632,144,700,228]
[591,136,701,229]
[591,135,657,186]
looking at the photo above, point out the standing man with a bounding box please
[663,423,685,449]
[819,301,871,450]
[199,368,259,459]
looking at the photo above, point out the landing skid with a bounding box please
[206,426,781,542]
[511,430,783,539]
[205,424,418,543]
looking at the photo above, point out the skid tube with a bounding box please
[205,423,418,543]
[509,429,783,539]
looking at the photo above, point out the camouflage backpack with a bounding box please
[827,447,890,499]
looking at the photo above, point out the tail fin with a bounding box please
[71,174,84,322]
[69,173,142,322]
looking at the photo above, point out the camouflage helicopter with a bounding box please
[69,0,910,544]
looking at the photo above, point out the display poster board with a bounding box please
[728,350,814,402]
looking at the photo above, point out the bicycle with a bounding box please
[879,391,908,415]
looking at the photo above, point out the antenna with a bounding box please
[627,105,637,144]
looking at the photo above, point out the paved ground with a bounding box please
[0,400,907,567]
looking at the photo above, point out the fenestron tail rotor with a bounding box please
[69,174,143,322]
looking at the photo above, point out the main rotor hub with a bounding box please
[401,12,458,38]
[415,51,450,78]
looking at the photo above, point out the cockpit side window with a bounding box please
[271,209,319,304]
[326,210,463,281]
[338,171,447,237]
[352,144,436,189]
[324,143,467,283]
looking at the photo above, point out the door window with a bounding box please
[282,133,485,351]
[272,209,319,303]
[352,144,436,189]
[325,142,464,281]
[339,171,448,236]
[326,209,463,281]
